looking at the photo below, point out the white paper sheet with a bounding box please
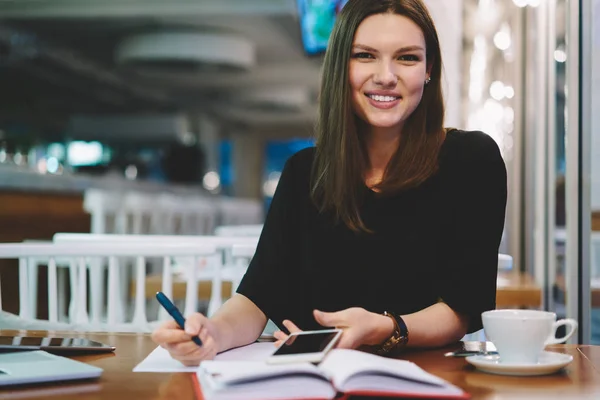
[133,342,277,372]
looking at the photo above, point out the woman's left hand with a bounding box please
[313,307,393,349]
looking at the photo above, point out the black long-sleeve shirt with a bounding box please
[237,129,507,334]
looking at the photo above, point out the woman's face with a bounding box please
[349,13,429,133]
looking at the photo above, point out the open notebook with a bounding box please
[194,348,469,400]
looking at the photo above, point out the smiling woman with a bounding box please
[311,0,447,232]
[152,0,507,367]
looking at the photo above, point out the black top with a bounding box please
[237,130,507,334]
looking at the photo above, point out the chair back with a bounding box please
[83,189,124,234]
[214,224,263,237]
[180,196,218,235]
[53,233,259,321]
[0,242,218,332]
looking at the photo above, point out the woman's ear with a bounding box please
[426,62,433,80]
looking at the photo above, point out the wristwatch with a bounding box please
[377,311,409,355]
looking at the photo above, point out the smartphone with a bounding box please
[0,336,116,354]
[267,329,342,364]
[444,341,497,357]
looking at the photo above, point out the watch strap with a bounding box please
[376,311,409,355]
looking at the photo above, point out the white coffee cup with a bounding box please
[482,309,578,364]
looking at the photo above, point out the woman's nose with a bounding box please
[373,62,398,87]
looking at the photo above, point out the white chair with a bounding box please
[155,193,187,235]
[21,188,126,322]
[83,188,125,234]
[1,241,218,332]
[224,242,260,293]
[181,196,218,235]
[23,189,126,323]
[215,224,264,237]
[77,191,162,324]
[52,233,259,319]
[87,191,157,324]
[119,191,160,235]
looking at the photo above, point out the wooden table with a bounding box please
[1,330,600,399]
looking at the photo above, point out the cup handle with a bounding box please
[544,318,579,345]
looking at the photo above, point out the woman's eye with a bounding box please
[398,54,420,62]
[351,52,374,59]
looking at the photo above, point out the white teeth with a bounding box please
[368,94,398,102]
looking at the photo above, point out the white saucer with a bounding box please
[466,351,573,376]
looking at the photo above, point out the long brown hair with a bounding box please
[310,0,446,232]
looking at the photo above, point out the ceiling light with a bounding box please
[115,32,256,70]
[490,81,506,101]
[554,49,567,63]
[493,31,511,51]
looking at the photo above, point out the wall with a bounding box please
[426,0,463,128]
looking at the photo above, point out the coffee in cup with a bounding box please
[482,309,578,364]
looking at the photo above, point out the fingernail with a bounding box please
[185,325,196,335]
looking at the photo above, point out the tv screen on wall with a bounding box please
[297,0,349,55]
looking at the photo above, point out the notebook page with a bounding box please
[339,373,465,397]
[319,349,452,390]
[199,360,325,385]
[198,367,336,400]
[133,342,275,372]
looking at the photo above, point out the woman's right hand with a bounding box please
[151,313,220,366]
[273,319,303,347]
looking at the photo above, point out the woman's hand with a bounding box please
[313,307,394,349]
[273,308,394,350]
[151,313,220,366]
[273,319,303,347]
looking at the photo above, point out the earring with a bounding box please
[425,77,431,85]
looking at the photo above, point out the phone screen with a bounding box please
[0,336,115,352]
[272,331,340,356]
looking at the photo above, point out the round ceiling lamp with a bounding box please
[235,86,311,110]
[114,32,256,70]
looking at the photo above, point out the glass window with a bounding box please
[589,0,600,344]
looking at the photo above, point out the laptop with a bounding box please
[0,351,103,386]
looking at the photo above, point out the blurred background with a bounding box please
[0,0,599,343]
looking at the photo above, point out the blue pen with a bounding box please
[155,291,203,346]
